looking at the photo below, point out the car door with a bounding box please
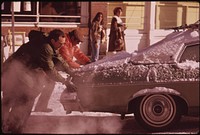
[174,42,199,106]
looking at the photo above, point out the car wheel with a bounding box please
[134,94,181,131]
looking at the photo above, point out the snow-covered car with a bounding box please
[60,22,199,131]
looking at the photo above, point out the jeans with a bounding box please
[91,39,100,62]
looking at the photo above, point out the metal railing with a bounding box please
[1,14,81,27]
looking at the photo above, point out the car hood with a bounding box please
[75,29,199,73]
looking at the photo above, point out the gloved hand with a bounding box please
[65,80,77,92]
[85,61,92,65]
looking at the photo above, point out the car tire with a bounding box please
[134,94,181,131]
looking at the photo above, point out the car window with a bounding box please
[179,44,199,63]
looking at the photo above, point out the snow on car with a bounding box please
[60,22,199,131]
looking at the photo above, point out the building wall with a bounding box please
[1,2,199,58]
[1,2,108,56]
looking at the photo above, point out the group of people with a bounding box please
[1,6,126,134]
[90,7,126,61]
[42,4,126,62]
[1,29,89,133]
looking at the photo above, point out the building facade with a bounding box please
[1,1,199,57]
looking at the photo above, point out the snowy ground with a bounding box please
[31,82,124,117]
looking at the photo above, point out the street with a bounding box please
[22,83,199,134]
[23,113,199,134]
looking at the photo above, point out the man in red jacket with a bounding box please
[59,29,91,68]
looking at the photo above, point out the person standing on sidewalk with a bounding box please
[90,12,106,62]
[108,7,127,53]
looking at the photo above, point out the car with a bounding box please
[60,22,199,131]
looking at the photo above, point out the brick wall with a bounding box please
[91,2,108,28]
[2,27,89,37]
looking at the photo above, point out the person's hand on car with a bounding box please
[64,79,77,92]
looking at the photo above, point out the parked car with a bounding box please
[60,22,199,131]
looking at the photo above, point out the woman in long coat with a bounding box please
[108,7,127,52]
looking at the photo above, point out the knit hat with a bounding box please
[69,29,84,42]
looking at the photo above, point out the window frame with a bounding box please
[1,2,89,28]
[155,2,199,29]
[177,42,200,63]
[107,2,145,30]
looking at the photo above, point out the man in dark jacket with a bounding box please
[1,29,76,133]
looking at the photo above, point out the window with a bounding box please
[107,2,145,29]
[179,44,199,63]
[1,2,86,27]
[155,2,199,29]
[39,2,81,22]
[1,2,37,22]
